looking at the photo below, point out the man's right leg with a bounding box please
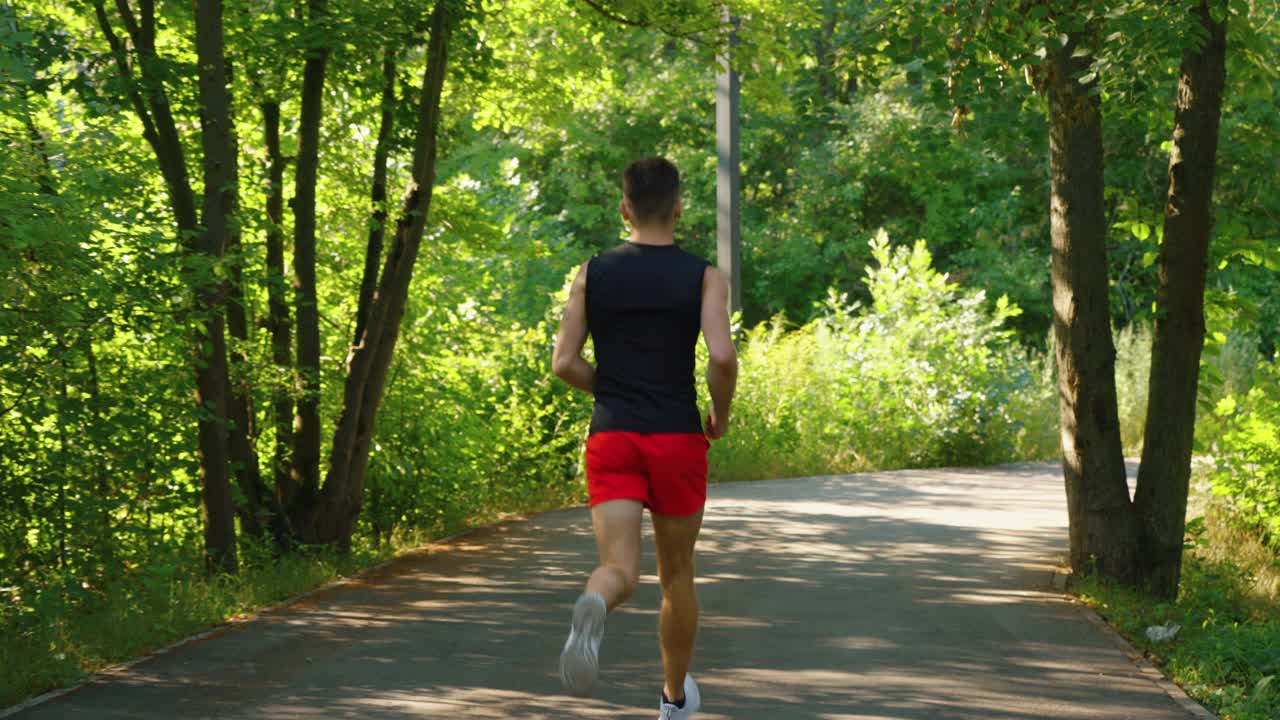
[652,509,704,706]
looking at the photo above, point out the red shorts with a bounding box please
[585,432,709,516]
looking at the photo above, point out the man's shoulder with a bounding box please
[590,242,711,270]
[677,249,713,277]
[674,246,712,263]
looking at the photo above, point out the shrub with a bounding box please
[1208,357,1280,550]
[363,299,590,544]
[1011,323,1153,459]
[710,232,1030,480]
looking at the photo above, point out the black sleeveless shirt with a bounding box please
[586,242,710,435]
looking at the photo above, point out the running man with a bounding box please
[552,157,738,719]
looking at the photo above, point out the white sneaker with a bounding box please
[559,592,607,696]
[658,674,701,719]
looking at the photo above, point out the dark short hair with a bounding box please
[622,157,680,225]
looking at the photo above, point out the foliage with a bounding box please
[1208,359,1280,550]
[0,540,388,708]
[711,232,1029,480]
[362,262,590,541]
[1,0,1277,707]
[1077,519,1280,720]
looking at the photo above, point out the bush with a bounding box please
[710,232,1030,481]
[1208,357,1280,550]
[1005,323,1199,460]
[363,298,590,544]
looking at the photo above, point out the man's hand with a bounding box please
[701,266,737,441]
[705,408,729,441]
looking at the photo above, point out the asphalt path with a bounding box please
[10,464,1205,719]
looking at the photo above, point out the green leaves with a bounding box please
[0,0,1277,704]
[714,232,1033,479]
[1209,358,1280,552]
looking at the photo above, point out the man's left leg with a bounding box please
[561,499,643,696]
[587,499,644,608]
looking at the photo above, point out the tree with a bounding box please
[296,0,453,546]
[1040,24,1140,584]
[870,0,1232,596]
[1134,0,1229,597]
[260,97,295,541]
[192,0,242,571]
[92,0,238,572]
[352,47,398,350]
[289,0,331,516]
[1029,2,1230,596]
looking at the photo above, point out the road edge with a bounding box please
[1052,571,1217,720]
[0,507,582,719]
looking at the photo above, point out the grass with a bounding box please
[0,544,391,709]
[1074,496,1280,720]
[0,487,584,711]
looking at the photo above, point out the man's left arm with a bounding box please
[552,261,594,394]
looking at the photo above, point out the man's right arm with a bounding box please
[552,262,595,394]
[701,266,738,440]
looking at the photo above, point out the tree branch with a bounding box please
[91,0,158,144]
[139,0,156,53]
[112,0,143,52]
[576,0,720,40]
[108,0,198,235]
[0,384,34,417]
[578,0,648,28]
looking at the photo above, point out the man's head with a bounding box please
[621,157,681,228]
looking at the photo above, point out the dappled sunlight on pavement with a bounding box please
[11,464,1199,719]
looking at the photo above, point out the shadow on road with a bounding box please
[13,465,1192,719]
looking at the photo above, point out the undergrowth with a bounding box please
[1076,504,1280,720]
[0,543,393,707]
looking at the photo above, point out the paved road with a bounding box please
[12,464,1202,719]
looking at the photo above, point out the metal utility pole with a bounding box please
[716,7,742,317]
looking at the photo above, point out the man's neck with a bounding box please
[628,226,675,246]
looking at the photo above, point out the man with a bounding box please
[552,157,738,719]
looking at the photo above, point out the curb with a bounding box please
[0,515,551,719]
[1051,571,1217,720]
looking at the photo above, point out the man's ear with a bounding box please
[673,197,683,223]
[620,199,632,226]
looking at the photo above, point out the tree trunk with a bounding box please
[814,0,836,100]
[353,48,398,348]
[222,62,271,541]
[290,0,330,515]
[1134,1,1228,600]
[93,0,198,231]
[262,100,296,523]
[56,368,72,572]
[194,0,239,573]
[84,339,116,571]
[1044,34,1137,583]
[306,0,452,546]
[94,0,238,572]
